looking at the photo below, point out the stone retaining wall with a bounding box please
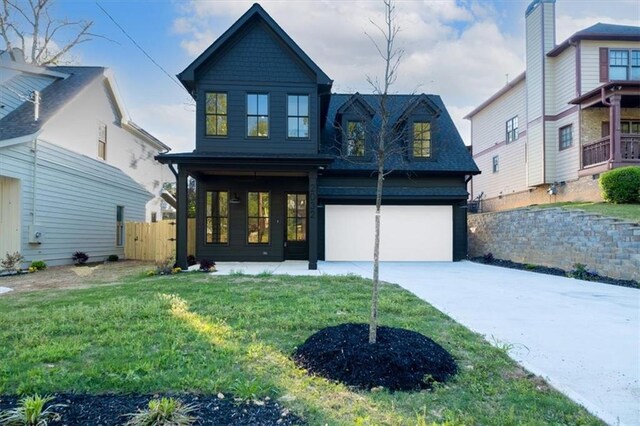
[468,208,640,282]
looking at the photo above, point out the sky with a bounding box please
[19,0,640,152]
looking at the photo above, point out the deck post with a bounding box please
[176,167,188,269]
[610,94,622,164]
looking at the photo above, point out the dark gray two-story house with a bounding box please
[157,3,479,270]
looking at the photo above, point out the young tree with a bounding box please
[0,0,95,65]
[367,0,404,344]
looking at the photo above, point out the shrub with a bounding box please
[186,255,197,267]
[599,166,640,204]
[569,263,597,281]
[107,254,119,262]
[154,257,175,275]
[30,261,47,271]
[71,251,89,265]
[199,259,216,272]
[1,252,24,272]
[124,397,197,426]
[0,394,65,425]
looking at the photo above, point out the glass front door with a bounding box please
[284,193,308,260]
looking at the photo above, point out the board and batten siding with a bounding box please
[0,140,149,266]
[580,40,639,94]
[471,79,527,199]
[41,76,171,222]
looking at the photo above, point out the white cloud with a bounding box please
[171,0,636,145]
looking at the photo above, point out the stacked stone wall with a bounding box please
[468,208,640,282]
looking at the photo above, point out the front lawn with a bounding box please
[534,202,640,223]
[0,273,601,425]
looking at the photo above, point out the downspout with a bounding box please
[600,87,614,162]
[30,138,38,226]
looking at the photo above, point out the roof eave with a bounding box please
[548,34,640,57]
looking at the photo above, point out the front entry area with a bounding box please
[324,205,453,261]
[284,193,308,260]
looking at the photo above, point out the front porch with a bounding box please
[572,81,640,175]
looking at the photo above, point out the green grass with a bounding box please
[0,273,602,425]
[533,202,640,223]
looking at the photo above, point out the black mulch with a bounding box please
[471,257,639,289]
[292,323,457,391]
[0,394,304,425]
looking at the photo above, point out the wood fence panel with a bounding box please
[124,219,196,261]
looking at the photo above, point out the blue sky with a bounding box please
[39,0,640,151]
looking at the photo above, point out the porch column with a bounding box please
[308,169,318,270]
[175,167,188,269]
[610,94,622,163]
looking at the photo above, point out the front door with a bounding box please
[284,193,308,260]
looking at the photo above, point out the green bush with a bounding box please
[107,254,119,262]
[30,261,47,271]
[599,166,640,204]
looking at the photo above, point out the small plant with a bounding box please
[186,255,197,267]
[199,259,216,272]
[124,397,197,426]
[172,267,182,274]
[482,252,494,264]
[30,261,47,271]
[1,252,25,272]
[107,254,119,262]
[599,166,640,204]
[146,270,156,277]
[524,264,537,270]
[154,257,175,275]
[0,394,65,425]
[569,263,596,281]
[71,251,89,265]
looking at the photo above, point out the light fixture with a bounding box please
[230,192,241,204]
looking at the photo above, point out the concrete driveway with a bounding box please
[214,260,640,426]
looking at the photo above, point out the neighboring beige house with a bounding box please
[0,49,172,265]
[466,0,639,212]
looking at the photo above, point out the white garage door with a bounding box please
[325,205,453,261]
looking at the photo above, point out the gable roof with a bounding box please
[336,92,376,117]
[323,93,479,175]
[548,23,640,57]
[178,3,332,93]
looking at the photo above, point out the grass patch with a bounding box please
[533,202,640,223]
[0,274,601,425]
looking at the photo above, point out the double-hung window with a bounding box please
[98,123,107,160]
[346,121,365,157]
[609,49,640,81]
[247,191,270,244]
[206,191,229,244]
[492,156,499,173]
[506,116,518,143]
[247,94,269,137]
[559,125,573,150]
[287,95,309,138]
[205,93,228,136]
[413,122,431,158]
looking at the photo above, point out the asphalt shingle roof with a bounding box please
[0,66,104,141]
[577,23,640,37]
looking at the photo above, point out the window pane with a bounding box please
[257,117,269,137]
[299,118,309,138]
[219,192,228,216]
[621,122,630,133]
[248,192,258,217]
[631,66,640,80]
[631,122,640,134]
[247,94,257,115]
[287,218,297,241]
[288,117,298,137]
[297,194,306,217]
[247,116,258,137]
[610,50,628,66]
[259,192,270,216]
[206,93,217,114]
[257,94,268,115]
[217,116,227,136]
[248,218,259,243]
[259,218,269,243]
[206,116,217,136]
[610,67,628,80]
[288,96,298,116]
[217,94,227,114]
[298,95,309,116]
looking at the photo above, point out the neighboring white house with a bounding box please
[466,0,640,212]
[0,49,172,266]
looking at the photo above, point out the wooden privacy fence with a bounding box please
[125,219,196,262]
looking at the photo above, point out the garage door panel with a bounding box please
[325,205,452,261]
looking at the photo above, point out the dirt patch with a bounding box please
[293,323,457,391]
[0,393,303,425]
[0,261,152,294]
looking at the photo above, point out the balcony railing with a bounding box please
[582,134,640,168]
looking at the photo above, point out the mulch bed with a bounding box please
[293,323,457,391]
[0,394,304,425]
[471,257,639,289]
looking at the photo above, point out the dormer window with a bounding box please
[205,92,228,137]
[346,121,365,157]
[287,95,309,138]
[412,122,431,158]
[247,93,269,138]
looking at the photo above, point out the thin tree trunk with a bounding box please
[369,153,385,344]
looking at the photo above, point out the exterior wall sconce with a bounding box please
[230,193,241,204]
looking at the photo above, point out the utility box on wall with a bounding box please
[28,225,43,244]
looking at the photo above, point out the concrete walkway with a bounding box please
[212,260,640,426]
